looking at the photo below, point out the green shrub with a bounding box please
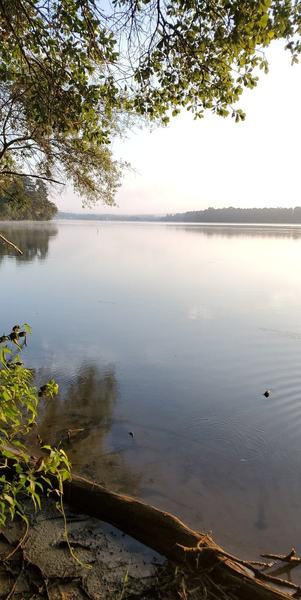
[0,325,71,528]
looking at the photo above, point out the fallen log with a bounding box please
[63,473,296,600]
[3,448,298,600]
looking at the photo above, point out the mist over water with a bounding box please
[2,220,301,558]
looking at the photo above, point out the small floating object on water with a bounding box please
[128,431,134,438]
[263,390,271,398]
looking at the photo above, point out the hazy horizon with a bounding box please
[57,206,301,217]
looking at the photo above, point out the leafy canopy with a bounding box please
[118,0,301,121]
[0,0,301,204]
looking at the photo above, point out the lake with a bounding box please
[1,220,301,560]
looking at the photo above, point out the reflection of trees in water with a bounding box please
[37,364,140,496]
[175,225,301,240]
[0,222,58,262]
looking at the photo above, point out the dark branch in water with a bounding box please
[0,233,22,254]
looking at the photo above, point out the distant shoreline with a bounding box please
[56,207,301,225]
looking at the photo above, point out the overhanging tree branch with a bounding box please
[0,170,64,185]
[0,1,301,204]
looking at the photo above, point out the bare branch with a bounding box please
[0,136,35,160]
[0,170,64,185]
[0,233,23,255]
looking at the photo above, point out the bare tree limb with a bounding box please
[0,233,23,255]
[262,549,301,565]
[0,170,64,185]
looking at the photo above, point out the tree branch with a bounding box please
[0,134,39,160]
[0,170,64,185]
[0,233,23,255]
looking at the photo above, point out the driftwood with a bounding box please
[62,473,298,600]
[3,448,300,600]
[262,548,301,566]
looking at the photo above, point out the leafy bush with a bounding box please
[0,325,71,528]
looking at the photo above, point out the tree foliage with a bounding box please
[118,0,301,121]
[0,1,300,204]
[0,177,57,220]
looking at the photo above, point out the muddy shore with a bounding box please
[0,499,164,599]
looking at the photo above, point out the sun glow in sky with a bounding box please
[55,42,301,216]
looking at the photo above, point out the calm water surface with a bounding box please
[1,220,301,559]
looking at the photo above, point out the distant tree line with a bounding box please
[56,208,301,224]
[0,178,57,221]
[162,207,301,224]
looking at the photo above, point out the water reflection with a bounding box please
[37,363,141,495]
[0,222,58,262]
[174,224,301,239]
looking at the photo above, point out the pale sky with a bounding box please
[55,42,301,215]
